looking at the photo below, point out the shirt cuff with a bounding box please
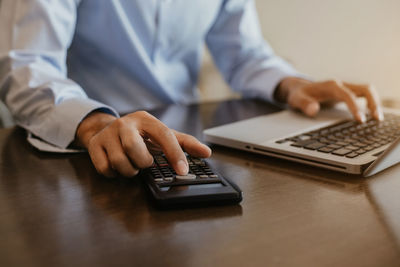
[27,132,85,153]
[241,66,307,106]
[27,98,119,149]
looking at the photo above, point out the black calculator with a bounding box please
[141,153,242,209]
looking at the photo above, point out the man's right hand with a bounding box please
[75,111,212,178]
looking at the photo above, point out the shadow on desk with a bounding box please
[0,127,242,232]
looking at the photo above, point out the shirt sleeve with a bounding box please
[0,0,118,150]
[206,0,304,103]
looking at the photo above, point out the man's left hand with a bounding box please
[275,77,384,122]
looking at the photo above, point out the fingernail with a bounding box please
[374,109,384,121]
[176,160,188,175]
[357,111,366,123]
[202,144,212,157]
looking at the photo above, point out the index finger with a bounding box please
[136,112,188,175]
[322,81,366,123]
[343,82,384,121]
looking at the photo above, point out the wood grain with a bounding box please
[0,99,399,267]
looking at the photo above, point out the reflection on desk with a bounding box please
[366,167,400,250]
[0,99,399,267]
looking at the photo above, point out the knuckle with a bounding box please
[96,162,110,176]
[133,110,150,119]
[135,156,154,169]
[122,138,139,151]
[152,120,171,135]
[325,79,341,89]
[130,111,159,128]
[287,92,303,108]
[88,134,101,147]
[109,154,125,168]
[287,94,296,106]
[87,141,96,153]
[161,127,175,139]
[122,142,134,152]
[113,118,127,129]
[331,79,341,86]
[90,141,102,152]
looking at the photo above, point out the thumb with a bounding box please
[288,92,320,117]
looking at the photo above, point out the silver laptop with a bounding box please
[203,105,400,177]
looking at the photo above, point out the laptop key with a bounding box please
[318,137,331,144]
[335,141,349,146]
[344,138,357,143]
[364,146,375,151]
[356,149,366,154]
[318,147,335,153]
[344,146,359,151]
[327,135,339,141]
[353,142,367,147]
[345,152,359,158]
[304,142,326,150]
[327,144,342,149]
[380,140,390,145]
[332,148,352,156]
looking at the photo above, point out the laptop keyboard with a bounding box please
[276,113,400,158]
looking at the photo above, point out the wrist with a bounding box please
[74,111,117,148]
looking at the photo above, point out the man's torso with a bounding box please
[67,0,225,113]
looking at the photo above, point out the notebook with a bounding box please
[203,105,400,177]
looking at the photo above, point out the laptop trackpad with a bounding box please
[263,109,353,139]
[204,108,353,144]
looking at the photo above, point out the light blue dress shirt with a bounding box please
[0,0,299,150]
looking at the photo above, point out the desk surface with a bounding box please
[0,99,399,267]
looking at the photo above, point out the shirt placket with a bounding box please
[151,0,173,61]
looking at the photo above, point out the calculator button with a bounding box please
[209,175,219,178]
[154,178,164,183]
[159,164,169,167]
[199,175,209,178]
[175,174,197,180]
[164,177,173,182]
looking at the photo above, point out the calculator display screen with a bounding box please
[159,183,223,192]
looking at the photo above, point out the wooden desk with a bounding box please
[0,99,399,267]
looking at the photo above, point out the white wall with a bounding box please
[199,0,400,103]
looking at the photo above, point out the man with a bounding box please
[0,0,382,178]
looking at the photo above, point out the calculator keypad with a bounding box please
[148,154,221,186]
